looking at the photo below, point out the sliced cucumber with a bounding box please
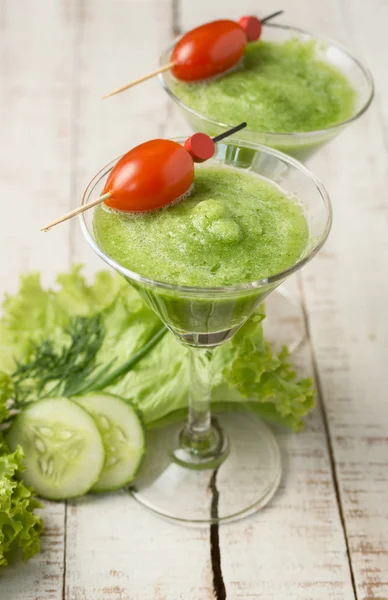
[75,393,145,492]
[6,397,104,500]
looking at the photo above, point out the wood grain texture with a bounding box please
[178,2,359,598]
[68,0,182,271]
[0,1,73,596]
[302,126,388,600]
[64,2,212,597]
[1,501,66,600]
[217,346,356,599]
[180,1,386,598]
[65,493,213,600]
[1,0,387,598]
[0,0,76,291]
[178,0,348,42]
[300,0,388,595]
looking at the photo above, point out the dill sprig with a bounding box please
[10,314,167,409]
[12,315,106,405]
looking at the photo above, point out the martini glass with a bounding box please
[159,24,373,352]
[81,139,332,524]
[159,23,374,162]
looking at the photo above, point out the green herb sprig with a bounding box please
[12,315,106,404]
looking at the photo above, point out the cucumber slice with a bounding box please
[75,393,145,492]
[6,397,105,500]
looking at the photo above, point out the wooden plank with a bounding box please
[178,2,359,598]
[1,502,65,600]
[302,117,388,600]
[300,0,388,597]
[64,2,212,598]
[65,494,213,600]
[179,3,388,598]
[0,0,76,291]
[178,0,347,41]
[0,0,76,597]
[66,1,358,598]
[3,0,387,598]
[218,347,356,599]
[69,0,185,271]
[342,0,387,124]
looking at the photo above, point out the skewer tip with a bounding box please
[40,191,112,232]
[102,61,176,99]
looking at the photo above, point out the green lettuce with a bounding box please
[0,438,43,567]
[0,264,314,571]
[0,372,13,424]
[0,265,314,431]
[108,306,314,431]
[0,374,42,569]
[0,266,160,377]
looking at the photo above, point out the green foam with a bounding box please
[93,165,309,287]
[171,39,356,134]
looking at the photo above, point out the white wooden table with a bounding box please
[1,1,387,598]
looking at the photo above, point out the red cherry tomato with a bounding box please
[103,140,194,212]
[171,20,247,82]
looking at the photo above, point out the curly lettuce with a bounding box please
[109,307,314,431]
[0,372,13,424]
[1,374,42,568]
[0,438,43,567]
[0,265,314,432]
[0,264,315,572]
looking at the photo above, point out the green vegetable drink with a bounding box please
[93,165,309,336]
[93,165,308,286]
[171,39,356,134]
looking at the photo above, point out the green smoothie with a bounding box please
[93,165,309,287]
[171,39,356,134]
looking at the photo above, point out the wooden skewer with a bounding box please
[102,11,284,100]
[40,192,112,232]
[40,122,248,232]
[102,61,176,99]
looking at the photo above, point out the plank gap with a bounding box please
[209,468,226,600]
[61,501,68,600]
[68,0,84,263]
[339,0,388,172]
[298,274,358,600]
[172,0,181,36]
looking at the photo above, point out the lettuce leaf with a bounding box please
[0,264,314,571]
[0,265,160,378]
[107,306,314,431]
[0,372,13,424]
[0,265,314,431]
[0,438,43,567]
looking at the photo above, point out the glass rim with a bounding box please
[158,22,375,140]
[80,138,332,295]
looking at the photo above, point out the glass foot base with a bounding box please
[130,413,281,524]
[263,285,306,354]
[175,420,230,469]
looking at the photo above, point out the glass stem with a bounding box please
[187,347,213,439]
[177,347,228,468]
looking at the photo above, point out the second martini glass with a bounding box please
[159,23,373,351]
[159,23,374,162]
[81,139,331,524]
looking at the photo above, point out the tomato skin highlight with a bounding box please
[103,140,194,212]
[171,20,247,82]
